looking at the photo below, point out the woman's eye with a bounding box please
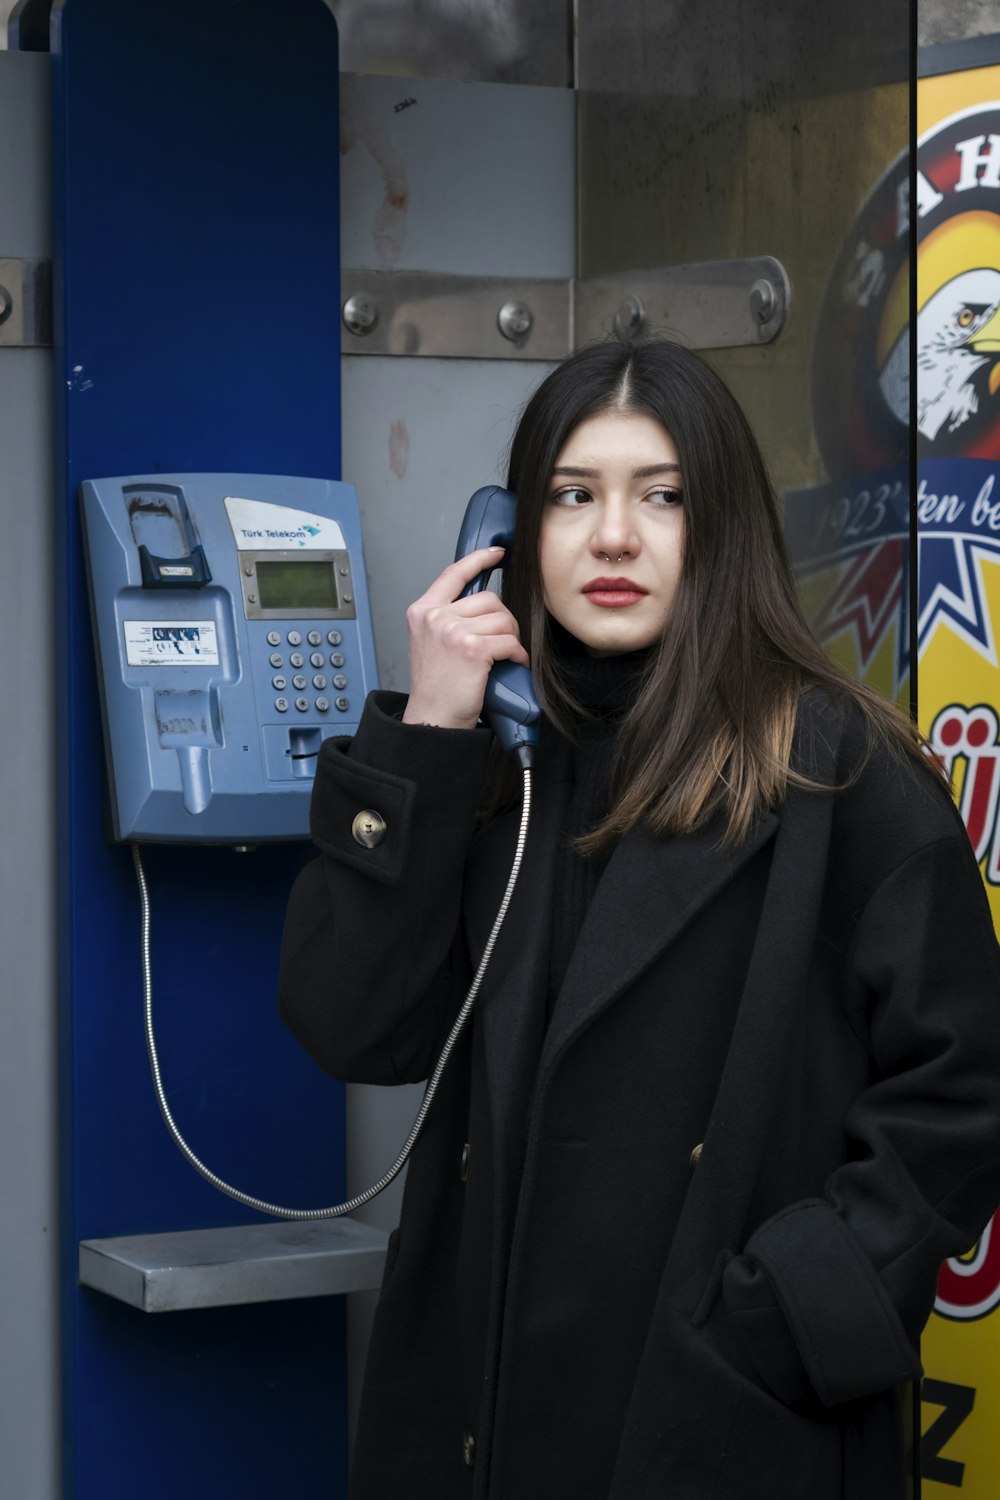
[551,487,591,506]
[647,487,683,507]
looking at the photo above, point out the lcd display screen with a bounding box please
[256,559,339,611]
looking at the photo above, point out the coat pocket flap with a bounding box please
[723,1198,922,1408]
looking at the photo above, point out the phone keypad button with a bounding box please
[266,631,281,647]
[292,675,307,690]
[332,674,347,690]
[313,674,327,690]
[269,653,283,668]
[289,652,305,668]
[309,652,324,668]
[275,697,289,713]
[307,631,322,646]
[287,631,302,646]
[327,630,342,646]
[272,675,287,690]
[330,652,345,668]
[335,696,350,712]
[315,697,330,713]
[295,697,309,712]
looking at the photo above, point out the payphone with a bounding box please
[80,472,378,843]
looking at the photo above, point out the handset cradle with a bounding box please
[455,485,541,766]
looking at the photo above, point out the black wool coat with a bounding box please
[279,691,1000,1500]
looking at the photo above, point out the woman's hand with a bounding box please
[402,547,531,730]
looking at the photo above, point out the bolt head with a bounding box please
[343,294,378,336]
[497,300,533,341]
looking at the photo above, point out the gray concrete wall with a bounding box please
[0,50,59,1500]
[920,0,1000,49]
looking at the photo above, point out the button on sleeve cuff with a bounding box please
[308,691,493,883]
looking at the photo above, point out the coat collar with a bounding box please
[539,806,780,1071]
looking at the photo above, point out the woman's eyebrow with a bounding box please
[549,462,682,479]
[633,463,682,478]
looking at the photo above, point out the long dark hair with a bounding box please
[500,338,927,849]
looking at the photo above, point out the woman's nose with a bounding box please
[590,504,638,562]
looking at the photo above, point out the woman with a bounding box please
[279,340,1000,1500]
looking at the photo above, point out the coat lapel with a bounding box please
[473,757,780,1192]
[664,780,838,1285]
[539,808,780,1072]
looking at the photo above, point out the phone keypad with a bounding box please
[260,625,351,731]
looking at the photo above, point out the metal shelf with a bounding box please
[79,1218,389,1312]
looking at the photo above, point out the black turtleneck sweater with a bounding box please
[547,640,651,1015]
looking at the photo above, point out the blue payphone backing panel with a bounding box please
[81,473,378,841]
[51,2,351,1497]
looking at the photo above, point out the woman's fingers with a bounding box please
[418,545,506,607]
[403,549,531,728]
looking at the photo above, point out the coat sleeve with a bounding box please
[720,828,1000,1409]
[278,690,493,1084]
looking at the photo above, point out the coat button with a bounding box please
[460,1142,471,1182]
[462,1429,476,1467]
[352,809,386,848]
[689,1142,703,1168]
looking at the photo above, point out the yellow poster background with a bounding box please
[918,56,1000,1498]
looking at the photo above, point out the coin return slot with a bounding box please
[288,726,323,778]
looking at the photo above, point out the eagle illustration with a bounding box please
[879,266,1000,442]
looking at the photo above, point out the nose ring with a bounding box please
[600,551,626,563]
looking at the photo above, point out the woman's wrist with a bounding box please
[401,697,481,731]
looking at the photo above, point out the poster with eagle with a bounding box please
[782,46,1000,1493]
[916,53,1000,1500]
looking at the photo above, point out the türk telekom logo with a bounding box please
[929,703,1000,884]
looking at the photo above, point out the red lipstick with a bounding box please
[582,577,649,607]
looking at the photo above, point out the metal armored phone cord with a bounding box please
[131,767,533,1219]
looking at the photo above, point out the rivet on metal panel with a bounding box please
[343,293,379,336]
[613,293,645,339]
[749,279,776,325]
[497,300,534,342]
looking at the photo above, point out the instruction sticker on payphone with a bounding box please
[80,473,378,843]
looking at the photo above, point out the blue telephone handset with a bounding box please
[455,486,541,766]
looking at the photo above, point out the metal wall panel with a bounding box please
[338,70,574,1435]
